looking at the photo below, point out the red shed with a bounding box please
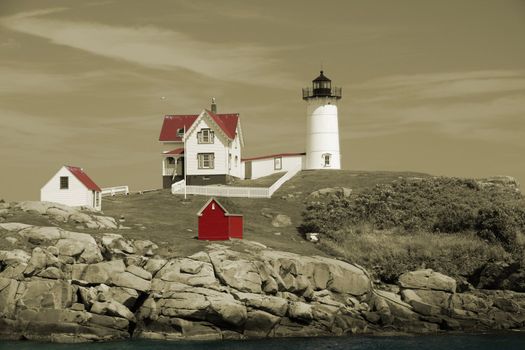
[197,198,243,240]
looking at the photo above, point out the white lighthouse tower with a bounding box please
[302,70,342,170]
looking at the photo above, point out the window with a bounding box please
[212,203,216,210]
[177,128,184,137]
[95,192,100,207]
[323,153,331,167]
[198,153,214,169]
[167,157,175,165]
[235,155,238,167]
[274,157,282,170]
[60,176,69,189]
[229,153,232,170]
[197,128,214,144]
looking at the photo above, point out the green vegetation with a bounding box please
[300,176,525,282]
[227,172,285,187]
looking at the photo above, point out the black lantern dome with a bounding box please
[302,70,342,100]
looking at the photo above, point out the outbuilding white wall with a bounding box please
[227,128,243,179]
[40,166,101,210]
[248,155,305,179]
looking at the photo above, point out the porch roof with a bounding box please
[162,148,184,156]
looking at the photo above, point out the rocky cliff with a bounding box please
[1,219,525,342]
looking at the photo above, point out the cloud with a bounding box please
[345,70,525,144]
[0,9,294,86]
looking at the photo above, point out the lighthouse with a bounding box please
[302,70,342,170]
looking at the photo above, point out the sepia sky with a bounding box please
[1,0,525,201]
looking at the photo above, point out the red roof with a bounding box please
[241,152,306,162]
[159,115,198,142]
[159,111,239,141]
[65,166,101,192]
[162,148,184,155]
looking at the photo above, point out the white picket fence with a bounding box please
[101,186,129,197]
[171,167,300,198]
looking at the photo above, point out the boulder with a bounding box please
[309,187,352,198]
[0,278,19,317]
[157,258,219,289]
[16,279,75,309]
[107,287,139,309]
[244,310,281,337]
[0,249,31,265]
[0,223,32,232]
[144,258,167,276]
[102,234,135,255]
[288,301,314,322]
[77,260,126,284]
[399,269,456,293]
[232,291,289,316]
[18,226,61,244]
[133,240,158,256]
[111,271,151,292]
[94,216,119,229]
[91,301,135,321]
[271,214,292,228]
[55,238,86,257]
[209,252,262,293]
[315,256,371,296]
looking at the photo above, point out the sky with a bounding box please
[1,0,525,201]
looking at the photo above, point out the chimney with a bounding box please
[211,97,217,114]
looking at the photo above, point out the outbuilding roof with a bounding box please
[196,197,242,217]
[159,111,239,142]
[65,166,101,192]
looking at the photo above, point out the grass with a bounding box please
[320,229,511,282]
[227,172,286,187]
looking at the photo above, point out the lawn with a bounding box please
[226,172,285,187]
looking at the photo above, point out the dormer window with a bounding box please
[197,128,214,144]
[177,128,184,137]
[323,153,331,167]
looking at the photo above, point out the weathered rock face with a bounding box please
[1,222,525,343]
[399,269,457,293]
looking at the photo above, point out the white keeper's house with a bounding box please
[41,165,102,210]
[159,70,342,189]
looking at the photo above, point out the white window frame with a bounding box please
[322,153,331,167]
[198,153,215,169]
[197,128,214,144]
[274,157,282,170]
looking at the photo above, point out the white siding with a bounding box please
[40,166,101,210]
[185,117,228,176]
[248,155,305,179]
[227,127,243,179]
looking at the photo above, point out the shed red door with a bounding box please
[228,215,243,239]
[198,200,229,240]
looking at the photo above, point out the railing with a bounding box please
[101,186,129,197]
[268,166,301,196]
[171,168,301,198]
[302,86,342,100]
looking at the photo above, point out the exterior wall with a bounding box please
[185,117,228,177]
[227,129,243,180]
[305,97,341,170]
[163,175,183,189]
[228,216,243,239]
[40,167,101,210]
[198,201,229,240]
[186,174,228,186]
[249,155,305,179]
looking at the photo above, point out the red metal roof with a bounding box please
[241,152,306,162]
[159,115,198,142]
[159,112,239,141]
[65,166,101,192]
[162,148,184,155]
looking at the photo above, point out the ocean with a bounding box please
[1,334,525,350]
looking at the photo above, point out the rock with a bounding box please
[288,301,313,322]
[157,258,219,289]
[102,234,135,255]
[126,265,152,280]
[18,226,61,244]
[94,216,119,229]
[55,238,85,257]
[412,290,451,309]
[17,201,50,214]
[315,256,371,296]
[91,301,135,321]
[309,187,352,198]
[0,278,19,317]
[77,260,126,284]
[144,258,167,275]
[46,207,71,222]
[207,295,247,327]
[0,263,27,279]
[410,300,441,316]
[133,240,158,256]
[108,287,139,309]
[0,223,32,231]
[0,249,31,265]
[209,254,262,293]
[16,279,74,309]
[399,269,456,293]
[37,266,64,279]
[493,297,520,313]
[271,214,292,228]
[244,310,281,337]
[111,271,151,292]
[232,292,289,316]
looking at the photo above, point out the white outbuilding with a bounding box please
[40,165,102,211]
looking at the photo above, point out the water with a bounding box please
[1,334,525,350]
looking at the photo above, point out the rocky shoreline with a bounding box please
[1,213,525,342]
